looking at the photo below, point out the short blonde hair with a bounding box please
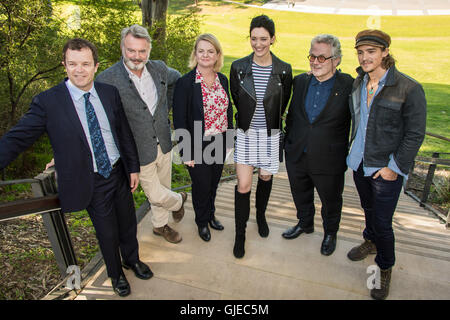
[188,33,224,72]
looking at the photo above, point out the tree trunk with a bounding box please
[141,0,153,27]
[141,0,168,61]
[141,0,168,28]
[152,0,168,43]
[154,0,169,22]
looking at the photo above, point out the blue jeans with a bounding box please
[353,163,403,270]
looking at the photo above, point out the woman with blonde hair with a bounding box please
[173,33,233,241]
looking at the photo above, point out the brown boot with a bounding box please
[153,224,182,243]
[371,267,392,300]
[172,192,187,223]
[347,239,377,261]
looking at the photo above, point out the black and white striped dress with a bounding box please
[234,62,280,174]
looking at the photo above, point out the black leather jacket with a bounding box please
[230,52,292,136]
[350,66,427,175]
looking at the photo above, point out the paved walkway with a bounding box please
[76,164,450,300]
[225,0,450,15]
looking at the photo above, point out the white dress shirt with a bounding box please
[123,61,158,116]
[65,79,120,172]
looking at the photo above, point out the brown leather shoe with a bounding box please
[370,267,392,300]
[153,224,182,243]
[347,239,377,261]
[172,192,187,223]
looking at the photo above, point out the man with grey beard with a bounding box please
[96,24,187,244]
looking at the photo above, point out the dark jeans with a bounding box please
[86,162,139,279]
[353,163,403,270]
[187,163,224,228]
[286,153,344,235]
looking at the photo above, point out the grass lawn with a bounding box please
[172,0,449,155]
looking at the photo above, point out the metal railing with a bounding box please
[0,166,241,284]
[0,168,76,277]
[404,132,450,228]
[0,167,154,280]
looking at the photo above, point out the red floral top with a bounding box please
[195,69,229,136]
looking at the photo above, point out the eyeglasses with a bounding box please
[307,54,334,63]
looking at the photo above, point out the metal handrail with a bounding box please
[404,132,450,227]
[425,131,450,143]
[0,178,40,187]
[0,164,243,282]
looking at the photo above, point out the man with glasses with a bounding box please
[282,34,353,256]
[347,30,426,300]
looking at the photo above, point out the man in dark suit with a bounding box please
[282,34,354,256]
[0,38,152,297]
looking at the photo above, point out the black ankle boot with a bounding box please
[234,186,250,258]
[255,176,273,238]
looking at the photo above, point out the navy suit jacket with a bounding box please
[0,80,140,213]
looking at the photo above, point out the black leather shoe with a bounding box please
[209,217,224,231]
[282,222,314,239]
[198,225,211,242]
[321,234,337,256]
[111,274,130,297]
[122,260,153,280]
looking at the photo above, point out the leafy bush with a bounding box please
[62,0,140,73]
[431,170,450,210]
[0,0,66,136]
[149,12,201,74]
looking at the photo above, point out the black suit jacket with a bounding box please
[0,80,140,212]
[284,71,354,174]
[173,68,234,162]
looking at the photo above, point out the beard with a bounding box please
[122,48,150,71]
[124,58,147,71]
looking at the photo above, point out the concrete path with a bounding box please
[225,0,450,16]
[76,164,450,300]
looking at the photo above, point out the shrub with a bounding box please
[149,12,201,74]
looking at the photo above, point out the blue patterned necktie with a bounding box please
[83,92,112,178]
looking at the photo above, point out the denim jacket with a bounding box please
[349,66,427,175]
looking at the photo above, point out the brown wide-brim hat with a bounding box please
[355,29,391,49]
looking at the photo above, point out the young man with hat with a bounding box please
[346,29,426,299]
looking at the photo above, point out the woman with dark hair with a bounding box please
[173,33,233,242]
[229,15,292,258]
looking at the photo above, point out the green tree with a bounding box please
[66,0,139,72]
[0,0,66,178]
[149,12,200,74]
[0,0,65,134]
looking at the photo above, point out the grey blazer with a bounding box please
[96,59,181,165]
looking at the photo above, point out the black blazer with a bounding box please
[284,71,354,174]
[173,68,234,162]
[0,80,140,212]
